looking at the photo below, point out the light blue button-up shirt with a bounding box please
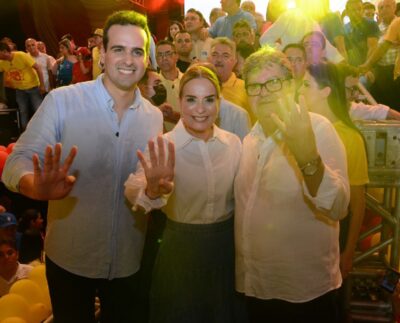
[2,76,163,279]
[208,9,257,39]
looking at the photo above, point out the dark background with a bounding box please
[0,0,184,57]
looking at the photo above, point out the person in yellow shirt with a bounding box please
[91,28,104,80]
[0,41,45,130]
[208,37,255,124]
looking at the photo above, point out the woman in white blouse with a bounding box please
[124,66,243,323]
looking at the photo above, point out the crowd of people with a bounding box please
[0,0,400,322]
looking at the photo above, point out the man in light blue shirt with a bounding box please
[2,11,162,323]
[208,0,257,39]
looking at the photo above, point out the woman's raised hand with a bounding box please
[137,135,175,199]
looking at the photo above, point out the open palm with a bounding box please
[137,135,175,199]
[32,143,78,200]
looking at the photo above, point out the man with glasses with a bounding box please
[208,37,254,123]
[174,30,193,73]
[156,40,182,131]
[235,46,350,322]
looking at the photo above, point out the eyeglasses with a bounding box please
[246,78,290,96]
[156,51,175,59]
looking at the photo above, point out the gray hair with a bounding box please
[242,46,293,85]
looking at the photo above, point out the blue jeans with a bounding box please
[16,87,43,129]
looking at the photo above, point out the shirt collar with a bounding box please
[250,122,282,141]
[159,70,182,82]
[170,119,231,149]
[96,75,142,112]
[223,73,237,88]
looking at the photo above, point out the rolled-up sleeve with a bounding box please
[302,114,350,221]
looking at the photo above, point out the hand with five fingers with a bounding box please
[270,95,319,167]
[31,143,78,200]
[137,135,175,200]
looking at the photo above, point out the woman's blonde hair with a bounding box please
[179,65,221,99]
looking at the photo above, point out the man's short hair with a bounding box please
[156,39,176,52]
[283,43,306,57]
[211,37,236,55]
[0,42,11,52]
[233,19,252,33]
[103,10,151,56]
[302,31,327,49]
[363,2,376,10]
[346,0,363,8]
[209,8,224,22]
[174,30,191,41]
[0,239,17,250]
[242,46,293,85]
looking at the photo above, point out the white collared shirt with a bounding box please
[235,112,350,302]
[0,263,33,297]
[125,120,242,224]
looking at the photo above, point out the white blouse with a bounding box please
[125,120,242,224]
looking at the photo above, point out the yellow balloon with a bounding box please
[40,286,52,311]
[0,318,28,323]
[27,265,47,291]
[29,303,51,323]
[0,294,30,321]
[9,280,44,306]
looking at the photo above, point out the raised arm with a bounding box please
[137,135,175,199]
[271,95,324,196]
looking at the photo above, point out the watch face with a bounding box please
[303,164,318,176]
[301,156,321,176]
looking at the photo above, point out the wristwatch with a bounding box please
[300,155,322,176]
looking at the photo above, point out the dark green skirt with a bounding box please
[149,215,245,323]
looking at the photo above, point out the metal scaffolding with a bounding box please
[349,120,400,322]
